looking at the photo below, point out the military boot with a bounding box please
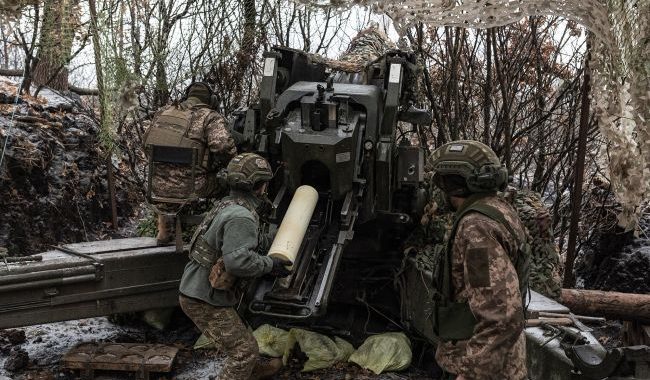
[156,214,175,245]
[249,357,282,380]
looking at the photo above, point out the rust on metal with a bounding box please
[62,342,178,380]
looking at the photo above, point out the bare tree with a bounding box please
[32,0,79,91]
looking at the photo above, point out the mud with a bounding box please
[0,80,141,256]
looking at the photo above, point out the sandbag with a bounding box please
[282,328,354,372]
[141,308,174,330]
[348,332,412,374]
[253,324,289,357]
[193,333,216,350]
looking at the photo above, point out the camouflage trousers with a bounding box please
[179,295,258,380]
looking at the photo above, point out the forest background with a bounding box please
[0,0,647,288]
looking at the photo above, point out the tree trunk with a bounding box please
[561,289,650,322]
[32,0,77,92]
[483,28,491,147]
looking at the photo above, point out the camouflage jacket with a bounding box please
[179,191,274,307]
[435,195,528,380]
[148,97,236,200]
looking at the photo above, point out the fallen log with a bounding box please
[561,289,650,322]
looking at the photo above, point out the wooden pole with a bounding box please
[563,36,591,288]
[106,157,119,229]
[561,288,650,322]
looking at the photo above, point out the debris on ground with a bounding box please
[1,329,26,346]
[0,315,437,379]
[4,347,30,372]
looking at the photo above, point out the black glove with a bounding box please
[269,256,291,278]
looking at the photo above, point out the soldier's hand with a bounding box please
[269,256,291,277]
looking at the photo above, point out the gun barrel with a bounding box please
[268,185,319,266]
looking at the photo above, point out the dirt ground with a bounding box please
[0,316,436,380]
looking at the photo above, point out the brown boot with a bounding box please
[156,214,174,245]
[250,357,282,380]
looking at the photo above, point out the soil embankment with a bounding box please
[0,80,141,255]
[576,207,650,294]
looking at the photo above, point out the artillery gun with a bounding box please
[0,47,648,380]
[231,46,428,327]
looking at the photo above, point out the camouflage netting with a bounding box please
[293,0,650,231]
[503,188,563,299]
[404,174,563,299]
[308,23,397,74]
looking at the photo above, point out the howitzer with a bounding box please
[229,47,430,323]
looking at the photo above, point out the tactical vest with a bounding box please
[434,195,531,342]
[187,196,258,269]
[144,103,207,167]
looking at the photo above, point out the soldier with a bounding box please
[428,140,529,380]
[144,82,236,244]
[178,153,291,380]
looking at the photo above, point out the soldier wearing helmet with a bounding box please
[428,140,529,380]
[144,82,236,245]
[179,153,290,380]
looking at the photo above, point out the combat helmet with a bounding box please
[226,153,273,191]
[184,82,218,108]
[427,140,508,194]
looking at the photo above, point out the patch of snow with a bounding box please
[32,87,77,110]
[0,318,140,377]
[0,317,229,379]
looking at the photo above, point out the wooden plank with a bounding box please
[527,290,570,314]
[62,237,160,254]
[63,342,178,373]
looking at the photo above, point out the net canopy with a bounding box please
[294,0,649,230]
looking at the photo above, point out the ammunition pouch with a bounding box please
[145,106,208,204]
[145,106,207,163]
[144,128,206,165]
[189,231,240,291]
[435,301,477,341]
[208,257,237,290]
[190,236,219,268]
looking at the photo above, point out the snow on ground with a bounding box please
[1,316,428,379]
[0,316,226,379]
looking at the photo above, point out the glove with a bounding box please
[269,256,291,277]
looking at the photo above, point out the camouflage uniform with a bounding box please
[435,195,527,380]
[179,190,274,380]
[179,296,258,380]
[149,97,236,206]
[415,174,561,299]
